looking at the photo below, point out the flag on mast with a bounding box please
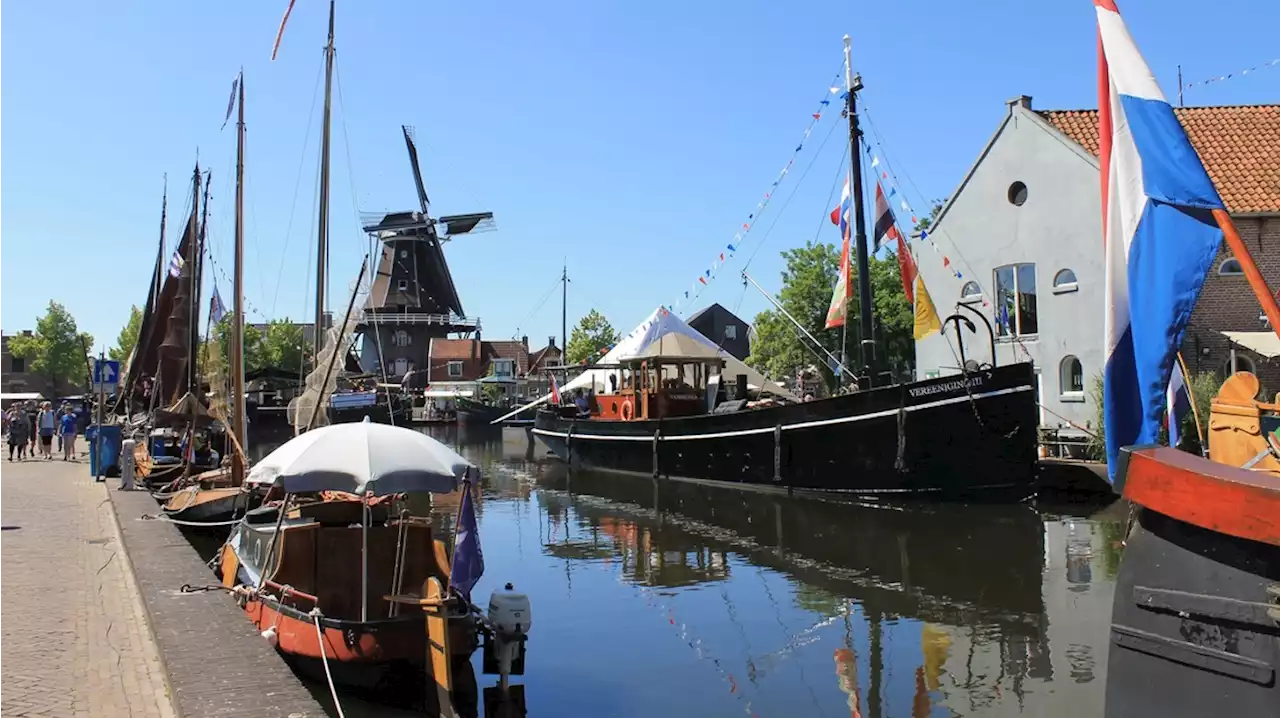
[270,0,298,61]
[873,182,902,251]
[913,275,942,340]
[168,249,185,278]
[825,175,853,329]
[221,71,241,131]
[209,287,227,325]
[1097,0,1224,478]
[1165,356,1191,448]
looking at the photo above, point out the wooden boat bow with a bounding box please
[1116,446,1280,547]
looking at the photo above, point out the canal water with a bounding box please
[392,425,1125,718]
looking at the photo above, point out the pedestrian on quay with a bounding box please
[36,401,57,459]
[26,400,39,456]
[60,405,78,461]
[7,408,31,461]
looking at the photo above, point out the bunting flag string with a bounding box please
[1183,57,1279,92]
[671,68,845,316]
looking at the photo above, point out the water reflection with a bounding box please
[336,426,1124,717]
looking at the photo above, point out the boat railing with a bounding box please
[263,579,319,607]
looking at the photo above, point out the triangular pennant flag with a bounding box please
[913,276,942,340]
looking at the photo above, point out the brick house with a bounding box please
[2,330,85,398]
[914,98,1280,439]
[426,336,533,398]
[1041,105,1280,392]
[528,336,563,374]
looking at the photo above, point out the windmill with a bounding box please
[360,126,494,377]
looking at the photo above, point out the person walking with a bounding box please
[26,400,39,456]
[36,401,56,459]
[8,408,31,461]
[60,405,78,461]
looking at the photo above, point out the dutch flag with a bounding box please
[1098,0,1224,479]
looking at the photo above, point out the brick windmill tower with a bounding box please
[359,126,494,379]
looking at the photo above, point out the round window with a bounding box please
[1007,181,1028,206]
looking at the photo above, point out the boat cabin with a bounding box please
[560,334,729,421]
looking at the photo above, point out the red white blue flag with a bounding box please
[825,175,852,329]
[873,182,901,251]
[1097,0,1223,479]
[549,374,562,404]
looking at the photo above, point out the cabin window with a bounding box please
[994,264,1037,337]
[1217,258,1243,276]
[397,279,409,292]
[1224,354,1256,376]
[724,324,737,340]
[448,361,463,378]
[492,359,514,377]
[391,330,411,347]
[1059,355,1084,397]
[10,357,24,373]
[960,281,983,301]
[1052,269,1078,294]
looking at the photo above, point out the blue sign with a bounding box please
[92,359,121,387]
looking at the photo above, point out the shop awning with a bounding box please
[1224,331,1280,358]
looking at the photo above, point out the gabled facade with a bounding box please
[528,336,563,374]
[686,303,751,361]
[913,97,1280,441]
[425,337,534,398]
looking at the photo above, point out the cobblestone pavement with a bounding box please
[2,457,177,718]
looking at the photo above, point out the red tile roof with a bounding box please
[483,341,531,375]
[429,339,479,360]
[1038,105,1280,214]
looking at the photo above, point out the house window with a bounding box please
[1224,354,1256,376]
[391,330,411,347]
[10,357,24,373]
[960,281,983,301]
[1052,269,1078,293]
[447,361,463,378]
[397,279,409,291]
[1007,181,1028,207]
[724,324,738,340]
[493,359,514,377]
[994,263,1038,337]
[1217,258,1243,276]
[1059,355,1084,397]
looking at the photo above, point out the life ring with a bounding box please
[620,397,634,422]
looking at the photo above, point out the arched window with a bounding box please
[1217,258,1243,276]
[392,330,411,347]
[960,281,983,301]
[1059,355,1084,396]
[1052,269,1078,293]
[1223,354,1256,376]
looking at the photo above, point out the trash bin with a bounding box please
[86,424,123,477]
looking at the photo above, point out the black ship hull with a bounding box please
[533,363,1038,500]
[457,399,534,427]
[329,397,412,426]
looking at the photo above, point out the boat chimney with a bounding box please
[522,335,529,350]
[548,335,556,349]
[734,374,748,401]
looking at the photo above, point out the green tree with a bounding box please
[260,320,307,376]
[566,309,619,365]
[8,301,94,393]
[109,305,144,362]
[213,319,267,375]
[913,199,946,233]
[746,242,913,393]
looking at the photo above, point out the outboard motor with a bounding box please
[485,583,532,692]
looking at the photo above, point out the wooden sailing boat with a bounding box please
[161,71,257,523]
[531,37,1040,500]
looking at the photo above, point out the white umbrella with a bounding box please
[246,419,473,495]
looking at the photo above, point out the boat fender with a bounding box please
[261,626,278,647]
[621,398,634,422]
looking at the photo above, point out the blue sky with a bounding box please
[3,0,1276,354]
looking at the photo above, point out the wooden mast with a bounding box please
[313,0,336,362]
[231,72,247,483]
[843,35,876,388]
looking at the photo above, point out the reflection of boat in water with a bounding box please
[537,468,1047,633]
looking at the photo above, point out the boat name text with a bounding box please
[908,376,983,398]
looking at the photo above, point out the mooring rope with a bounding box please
[139,514,244,528]
[311,609,346,718]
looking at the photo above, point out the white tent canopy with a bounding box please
[490,307,788,423]
[1224,331,1280,359]
[561,307,787,396]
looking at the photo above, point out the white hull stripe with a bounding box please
[533,385,1034,442]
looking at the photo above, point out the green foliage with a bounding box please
[1087,370,1224,460]
[745,241,914,392]
[566,309,619,365]
[913,199,945,233]
[260,320,307,376]
[109,306,143,362]
[8,301,93,391]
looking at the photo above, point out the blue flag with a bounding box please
[450,477,484,601]
[209,287,227,325]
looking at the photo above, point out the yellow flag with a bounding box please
[914,275,941,340]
